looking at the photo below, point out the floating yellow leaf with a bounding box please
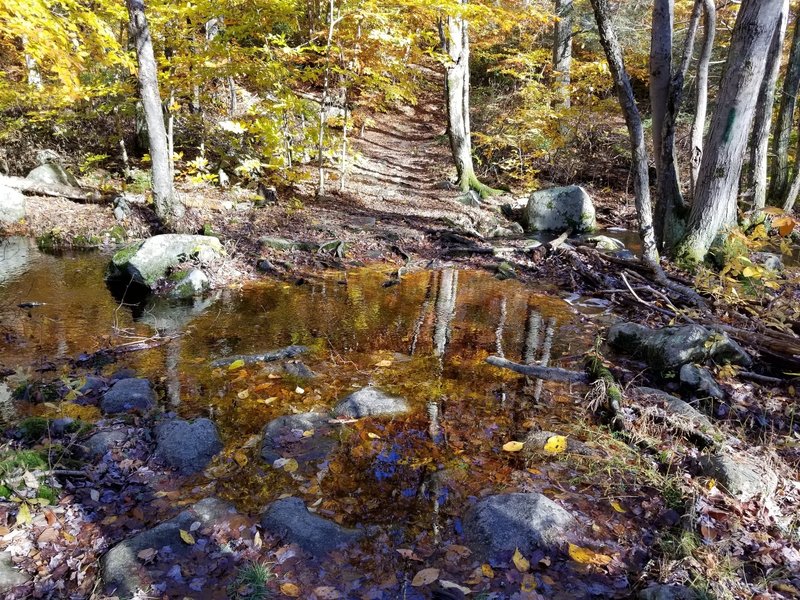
[280,582,300,597]
[543,435,567,455]
[179,529,195,545]
[367,432,381,439]
[233,451,248,467]
[302,429,315,438]
[521,573,537,592]
[481,563,495,578]
[263,397,278,404]
[374,359,393,368]
[502,441,525,452]
[610,500,626,514]
[411,567,439,586]
[283,458,299,473]
[295,386,305,394]
[512,547,530,572]
[237,389,250,399]
[227,359,245,371]
[567,543,612,566]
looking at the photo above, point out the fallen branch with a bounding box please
[485,355,590,383]
[0,174,111,203]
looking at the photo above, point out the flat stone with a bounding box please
[261,412,337,466]
[465,493,575,561]
[210,345,308,368]
[259,236,313,251]
[523,185,596,233]
[108,234,223,289]
[100,378,156,414]
[84,430,128,458]
[260,497,362,557]
[333,386,409,418]
[0,185,26,224]
[639,584,699,600]
[155,418,223,475]
[698,453,779,501]
[0,551,30,594]
[680,364,724,401]
[26,163,79,187]
[101,498,238,598]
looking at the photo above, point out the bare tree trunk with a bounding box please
[690,0,715,195]
[317,0,336,197]
[589,0,660,269]
[552,0,573,110]
[126,0,180,226]
[439,2,498,198]
[649,0,673,176]
[747,0,789,210]
[676,0,784,265]
[769,9,800,206]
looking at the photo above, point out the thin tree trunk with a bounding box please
[552,0,573,110]
[769,8,800,206]
[748,0,789,210]
[439,2,498,198]
[650,0,673,176]
[317,0,336,197]
[690,0,715,195]
[677,0,784,265]
[126,0,179,226]
[589,0,660,270]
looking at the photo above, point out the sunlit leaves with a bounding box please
[567,543,612,566]
[502,440,524,452]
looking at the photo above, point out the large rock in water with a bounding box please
[608,323,751,371]
[639,585,699,600]
[0,185,26,224]
[261,497,362,557]
[261,412,337,466]
[155,418,223,474]
[465,493,575,561]
[108,234,223,289]
[101,378,156,414]
[333,386,409,418]
[101,498,238,599]
[522,185,596,233]
[26,163,79,187]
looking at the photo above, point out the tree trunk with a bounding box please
[649,0,673,176]
[769,8,800,206]
[589,0,660,269]
[440,2,497,198]
[552,0,573,110]
[747,0,789,210]
[317,0,336,197]
[126,0,180,226]
[690,0,715,195]
[676,0,784,265]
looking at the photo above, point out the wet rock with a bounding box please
[698,453,778,502]
[608,323,751,371]
[168,269,209,299]
[261,412,336,465]
[583,234,624,251]
[100,378,156,414]
[155,418,223,475]
[79,375,107,396]
[107,234,223,289]
[465,493,574,561]
[26,162,79,187]
[522,185,596,233]
[496,261,516,280]
[524,430,591,456]
[282,361,317,379]
[255,258,279,274]
[0,551,30,594]
[333,386,409,418]
[680,364,724,401]
[210,345,308,368]
[638,584,699,600]
[50,417,75,435]
[101,498,237,598]
[0,185,26,224]
[110,368,137,381]
[83,429,128,458]
[260,497,362,557]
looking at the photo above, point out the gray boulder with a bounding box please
[751,252,783,272]
[168,269,209,299]
[108,234,223,289]
[210,345,308,368]
[680,364,724,401]
[84,430,128,458]
[100,378,156,414]
[523,185,596,233]
[261,412,336,466]
[0,185,26,224]
[608,323,751,371]
[698,453,779,502]
[260,497,362,557]
[101,498,237,599]
[155,418,223,475]
[0,551,30,594]
[632,387,714,430]
[638,584,699,600]
[259,236,314,251]
[26,163,79,187]
[333,386,409,418]
[465,493,574,560]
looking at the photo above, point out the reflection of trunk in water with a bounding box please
[410,272,434,356]
[523,308,543,365]
[522,303,557,401]
[433,269,458,358]
[534,318,556,401]
[495,296,507,358]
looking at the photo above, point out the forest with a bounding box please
[1,0,800,599]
